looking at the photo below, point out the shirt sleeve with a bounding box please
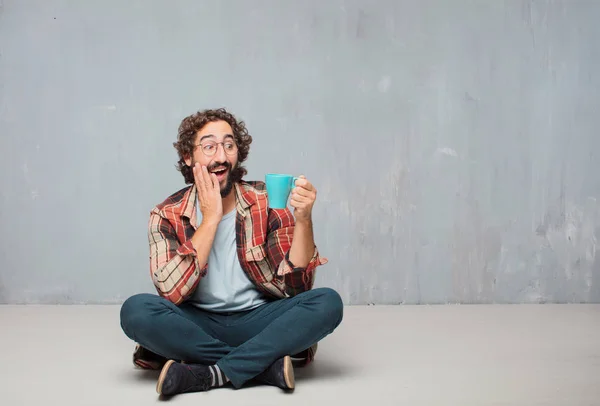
[148,211,207,305]
[264,208,328,297]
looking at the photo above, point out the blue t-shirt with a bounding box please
[189,202,268,312]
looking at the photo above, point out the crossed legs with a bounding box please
[120,288,343,389]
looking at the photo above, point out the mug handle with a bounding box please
[291,176,299,189]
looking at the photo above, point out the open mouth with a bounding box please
[210,167,229,181]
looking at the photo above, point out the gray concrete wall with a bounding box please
[1,0,599,304]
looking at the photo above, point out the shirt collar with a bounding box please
[180,185,197,221]
[177,181,260,223]
[234,182,254,210]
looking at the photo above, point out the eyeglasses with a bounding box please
[195,140,238,157]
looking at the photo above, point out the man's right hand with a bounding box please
[193,163,223,225]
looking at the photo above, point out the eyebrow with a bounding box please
[199,134,234,142]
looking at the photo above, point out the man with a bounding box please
[120,108,343,397]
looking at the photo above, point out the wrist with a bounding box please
[295,216,312,227]
[201,216,221,228]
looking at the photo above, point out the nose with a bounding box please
[213,142,227,162]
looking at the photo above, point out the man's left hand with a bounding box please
[289,175,316,222]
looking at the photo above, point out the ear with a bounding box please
[184,154,192,167]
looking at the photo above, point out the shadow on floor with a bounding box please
[127,368,161,383]
[120,359,354,389]
[294,360,354,382]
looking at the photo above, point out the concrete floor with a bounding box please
[1,304,599,405]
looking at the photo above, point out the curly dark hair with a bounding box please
[173,108,253,185]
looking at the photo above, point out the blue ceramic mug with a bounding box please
[265,173,299,209]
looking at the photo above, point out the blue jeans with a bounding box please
[120,287,343,388]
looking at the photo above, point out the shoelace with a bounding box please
[182,365,212,391]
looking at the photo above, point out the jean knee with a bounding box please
[314,287,344,328]
[120,293,159,338]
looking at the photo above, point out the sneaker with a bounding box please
[156,360,213,396]
[290,343,318,368]
[133,344,168,370]
[255,355,295,390]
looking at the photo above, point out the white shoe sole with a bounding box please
[156,359,176,395]
[283,355,295,389]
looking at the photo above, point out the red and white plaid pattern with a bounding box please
[148,181,328,305]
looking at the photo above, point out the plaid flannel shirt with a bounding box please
[147,180,326,366]
[148,179,328,305]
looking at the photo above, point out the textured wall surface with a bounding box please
[1,0,599,304]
